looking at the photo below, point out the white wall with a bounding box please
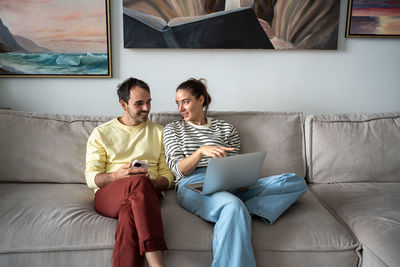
[0,0,399,116]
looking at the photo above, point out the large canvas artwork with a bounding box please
[0,0,111,77]
[346,0,400,37]
[123,0,340,49]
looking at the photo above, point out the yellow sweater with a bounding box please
[85,118,174,190]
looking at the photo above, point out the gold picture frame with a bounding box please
[0,0,112,78]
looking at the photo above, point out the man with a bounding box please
[85,77,174,267]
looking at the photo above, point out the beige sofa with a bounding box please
[0,110,398,267]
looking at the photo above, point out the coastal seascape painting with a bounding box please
[0,0,111,77]
[123,0,340,49]
[346,0,400,37]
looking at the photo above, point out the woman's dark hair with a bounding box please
[177,78,212,114]
[117,77,150,104]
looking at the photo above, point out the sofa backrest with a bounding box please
[0,111,111,184]
[305,113,400,183]
[0,110,305,184]
[151,112,306,179]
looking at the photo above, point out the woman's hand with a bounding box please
[178,146,235,176]
[199,146,235,158]
[179,146,236,177]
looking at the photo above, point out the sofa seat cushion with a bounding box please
[1,183,360,267]
[0,183,115,254]
[161,190,214,251]
[162,190,360,266]
[311,183,400,267]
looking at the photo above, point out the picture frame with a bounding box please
[346,0,400,38]
[0,0,112,78]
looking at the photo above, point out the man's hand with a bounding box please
[111,164,149,181]
[151,176,170,191]
[199,146,235,158]
[95,164,149,188]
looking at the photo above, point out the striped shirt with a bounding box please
[163,117,240,180]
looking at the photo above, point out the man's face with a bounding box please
[122,86,151,125]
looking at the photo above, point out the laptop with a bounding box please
[185,151,266,195]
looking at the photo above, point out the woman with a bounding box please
[163,78,307,267]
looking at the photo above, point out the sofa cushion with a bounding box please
[0,111,111,183]
[0,183,115,254]
[151,112,306,178]
[1,184,360,267]
[311,183,400,267]
[0,110,305,183]
[162,190,360,266]
[0,111,305,183]
[305,113,400,183]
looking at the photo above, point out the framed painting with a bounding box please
[0,0,111,78]
[123,0,340,50]
[346,0,400,37]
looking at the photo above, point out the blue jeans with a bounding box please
[176,168,307,267]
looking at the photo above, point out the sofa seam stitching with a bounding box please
[309,187,360,242]
[313,115,400,123]
[299,113,307,179]
[308,186,362,266]
[309,117,314,182]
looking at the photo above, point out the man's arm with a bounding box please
[86,129,149,189]
[94,173,114,188]
[95,164,149,188]
[85,129,107,189]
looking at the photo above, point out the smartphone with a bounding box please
[131,160,149,170]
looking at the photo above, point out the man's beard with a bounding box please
[127,107,148,123]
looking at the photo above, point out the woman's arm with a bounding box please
[163,120,237,178]
[178,148,203,176]
[179,145,235,176]
[227,125,241,155]
[163,124,187,179]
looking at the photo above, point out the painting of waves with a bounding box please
[0,0,111,77]
[0,52,109,75]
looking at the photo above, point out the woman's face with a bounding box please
[175,89,205,123]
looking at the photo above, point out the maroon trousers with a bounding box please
[94,175,167,267]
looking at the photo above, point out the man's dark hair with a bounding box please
[117,78,150,104]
